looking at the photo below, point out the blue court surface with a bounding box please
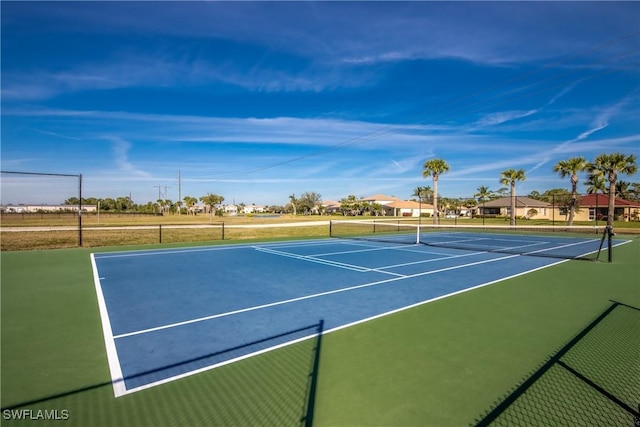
[91,233,622,397]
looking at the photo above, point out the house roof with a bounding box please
[481,196,551,208]
[577,194,640,208]
[322,200,341,208]
[361,194,402,202]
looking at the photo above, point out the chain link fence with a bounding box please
[475,302,639,426]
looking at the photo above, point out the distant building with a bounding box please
[243,204,265,214]
[0,204,97,213]
[223,204,239,215]
[551,194,640,222]
[321,200,342,214]
[478,197,552,219]
[362,194,434,217]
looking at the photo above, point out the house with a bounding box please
[0,204,97,213]
[383,200,435,217]
[361,194,402,206]
[478,197,552,219]
[223,204,238,215]
[321,200,342,215]
[552,194,640,222]
[362,194,434,217]
[243,204,266,214]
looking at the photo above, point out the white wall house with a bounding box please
[362,194,434,217]
[223,204,238,215]
[1,204,97,213]
[243,204,266,214]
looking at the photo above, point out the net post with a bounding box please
[221,222,225,240]
[329,220,333,237]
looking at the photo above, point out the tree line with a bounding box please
[64,192,305,216]
[420,153,638,227]
[62,152,637,226]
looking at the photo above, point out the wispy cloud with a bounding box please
[32,129,81,141]
[1,54,188,101]
[4,2,636,103]
[471,83,578,130]
[4,107,446,150]
[528,95,635,172]
[104,136,153,179]
[473,109,539,127]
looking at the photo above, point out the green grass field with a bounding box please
[1,236,638,426]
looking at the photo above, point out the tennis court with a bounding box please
[91,225,627,397]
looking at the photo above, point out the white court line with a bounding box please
[91,254,127,397]
[322,257,571,336]
[331,240,449,256]
[301,244,493,270]
[121,330,320,396]
[253,246,376,273]
[306,246,394,257]
[112,252,519,340]
[93,244,248,259]
[375,250,490,270]
[92,238,339,259]
[522,238,604,256]
[255,246,407,277]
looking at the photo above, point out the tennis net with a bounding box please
[329,220,611,261]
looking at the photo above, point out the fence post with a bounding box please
[159,224,162,244]
[607,226,613,263]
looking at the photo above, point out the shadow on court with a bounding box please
[474,301,639,426]
[1,320,324,427]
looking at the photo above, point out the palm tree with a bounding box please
[157,199,166,215]
[412,186,432,203]
[182,196,198,215]
[495,187,509,199]
[183,196,198,215]
[588,153,638,228]
[422,159,450,224]
[553,156,587,226]
[412,186,432,221]
[474,185,492,203]
[630,182,640,202]
[499,169,526,226]
[200,193,224,217]
[585,173,607,194]
[289,194,297,216]
[615,181,632,200]
[474,185,493,222]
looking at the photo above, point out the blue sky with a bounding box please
[2,1,639,206]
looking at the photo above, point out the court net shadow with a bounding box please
[2,320,324,426]
[474,301,639,426]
